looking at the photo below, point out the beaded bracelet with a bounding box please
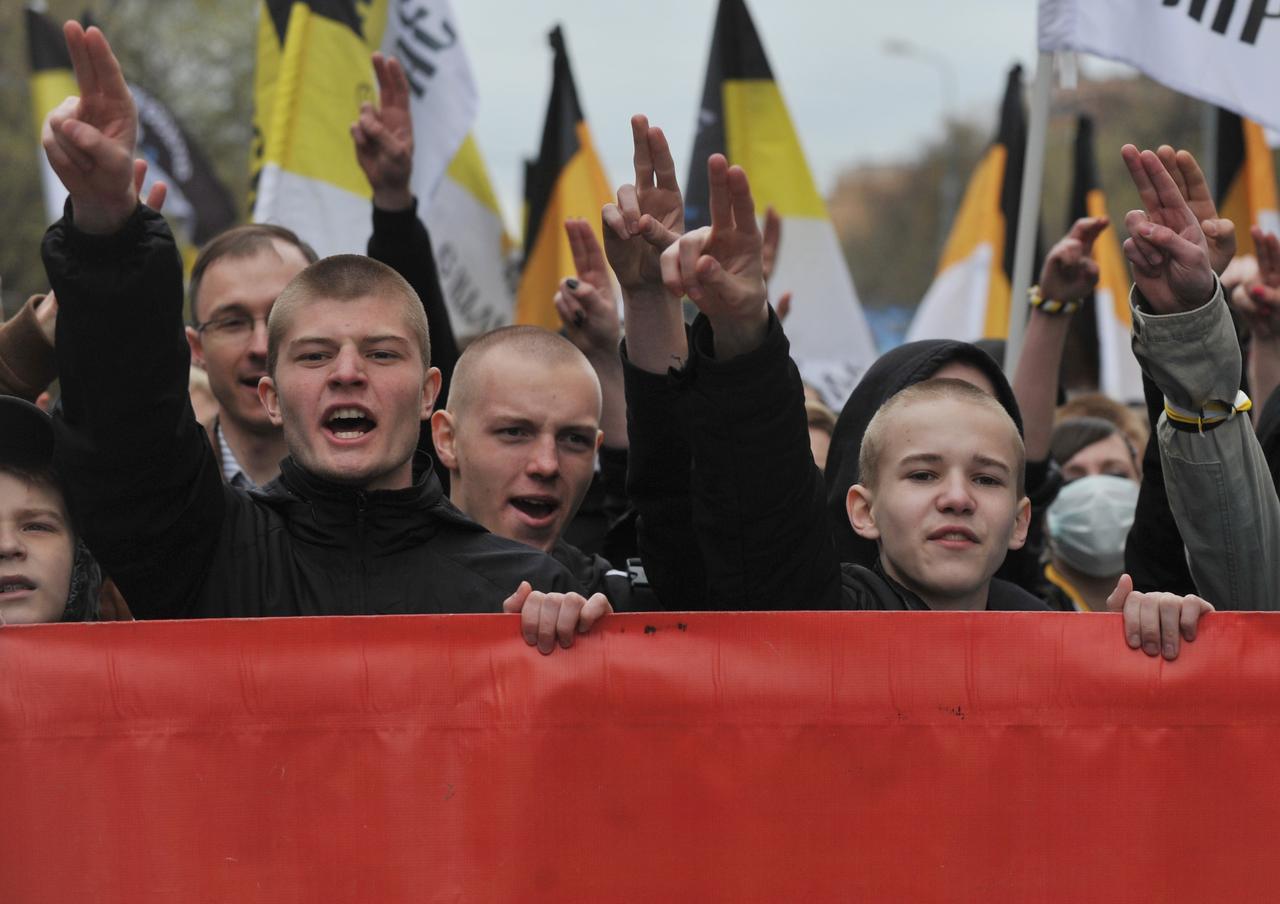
[1028,284,1081,315]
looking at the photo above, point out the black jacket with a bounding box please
[642,309,1046,612]
[43,203,573,619]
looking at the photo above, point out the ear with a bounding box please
[420,366,443,420]
[431,409,459,471]
[594,429,605,452]
[1007,495,1032,551]
[846,484,880,541]
[258,375,284,427]
[185,325,205,368]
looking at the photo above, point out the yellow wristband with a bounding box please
[1164,390,1253,433]
[1028,285,1081,315]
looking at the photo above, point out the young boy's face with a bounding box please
[847,397,1030,610]
[0,471,75,624]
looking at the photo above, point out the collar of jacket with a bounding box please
[253,450,484,552]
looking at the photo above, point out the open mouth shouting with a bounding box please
[324,405,378,441]
[509,495,561,529]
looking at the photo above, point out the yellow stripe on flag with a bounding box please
[446,133,505,220]
[29,70,78,141]
[721,80,827,220]
[1086,189,1131,329]
[264,2,373,199]
[514,123,612,330]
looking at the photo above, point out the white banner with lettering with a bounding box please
[1039,0,1280,130]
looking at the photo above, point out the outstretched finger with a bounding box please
[649,126,680,192]
[85,26,130,105]
[64,21,97,97]
[578,219,609,274]
[707,153,733,229]
[1176,149,1215,209]
[132,157,148,197]
[1121,144,1159,211]
[1068,216,1108,254]
[144,179,167,212]
[631,114,653,187]
[1156,145,1188,200]
[762,206,781,280]
[728,164,758,236]
[1140,149,1196,222]
[565,218,590,273]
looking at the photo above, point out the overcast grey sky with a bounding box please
[454,0,1056,227]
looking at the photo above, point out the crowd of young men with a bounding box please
[5,21,1280,666]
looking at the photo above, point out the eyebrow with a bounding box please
[17,507,66,523]
[897,452,1011,473]
[971,454,1012,474]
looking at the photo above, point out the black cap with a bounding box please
[0,396,55,470]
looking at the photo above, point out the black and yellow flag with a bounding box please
[1063,115,1142,402]
[1216,108,1280,257]
[26,6,79,224]
[907,66,1038,343]
[514,26,611,331]
[685,0,874,403]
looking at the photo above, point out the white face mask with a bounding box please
[1046,474,1140,578]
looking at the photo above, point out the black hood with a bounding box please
[824,340,1023,566]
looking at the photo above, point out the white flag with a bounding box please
[1039,0,1280,130]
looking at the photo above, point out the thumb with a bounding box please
[502,580,533,614]
[1106,573,1133,613]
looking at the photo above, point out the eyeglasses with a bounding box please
[195,313,270,340]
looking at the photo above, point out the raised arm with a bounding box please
[1013,216,1108,460]
[1232,227,1280,417]
[1120,144,1280,610]
[40,23,224,617]
[660,154,840,610]
[355,53,459,405]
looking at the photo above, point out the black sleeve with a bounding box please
[367,199,459,420]
[1124,371,1197,595]
[684,310,842,610]
[621,339,707,610]
[43,203,225,619]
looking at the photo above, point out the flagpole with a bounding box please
[1003,50,1053,378]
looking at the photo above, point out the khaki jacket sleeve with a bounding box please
[0,295,57,402]
[1130,282,1280,610]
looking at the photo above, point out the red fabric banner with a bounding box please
[3,612,1278,902]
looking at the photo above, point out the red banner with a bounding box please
[3,612,1279,902]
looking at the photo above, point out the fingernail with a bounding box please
[1163,643,1176,658]
[1144,642,1159,656]
[1127,634,1140,648]
[566,277,579,290]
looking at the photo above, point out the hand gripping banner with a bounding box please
[3,612,1279,901]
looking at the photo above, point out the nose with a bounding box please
[935,470,975,515]
[0,523,26,560]
[525,434,560,480]
[246,315,270,362]
[327,344,367,386]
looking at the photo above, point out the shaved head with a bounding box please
[448,326,602,419]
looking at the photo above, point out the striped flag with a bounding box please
[514,26,612,331]
[251,0,376,256]
[1216,109,1280,253]
[686,0,875,406]
[25,7,78,225]
[906,66,1032,345]
[1065,116,1142,403]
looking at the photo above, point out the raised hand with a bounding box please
[351,52,414,211]
[1039,216,1108,303]
[1155,145,1236,275]
[660,153,767,358]
[1120,145,1216,315]
[41,23,138,235]
[601,114,683,295]
[1107,573,1213,661]
[1231,227,1280,339]
[555,218,621,359]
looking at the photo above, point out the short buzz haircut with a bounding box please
[447,325,600,417]
[189,223,318,323]
[265,255,429,375]
[858,378,1025,497]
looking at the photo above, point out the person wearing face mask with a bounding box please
[1041,417,1141,612]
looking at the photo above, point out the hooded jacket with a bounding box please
[823,339,1056,594]
[43,203,573,620]
[626,308,1046,612]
